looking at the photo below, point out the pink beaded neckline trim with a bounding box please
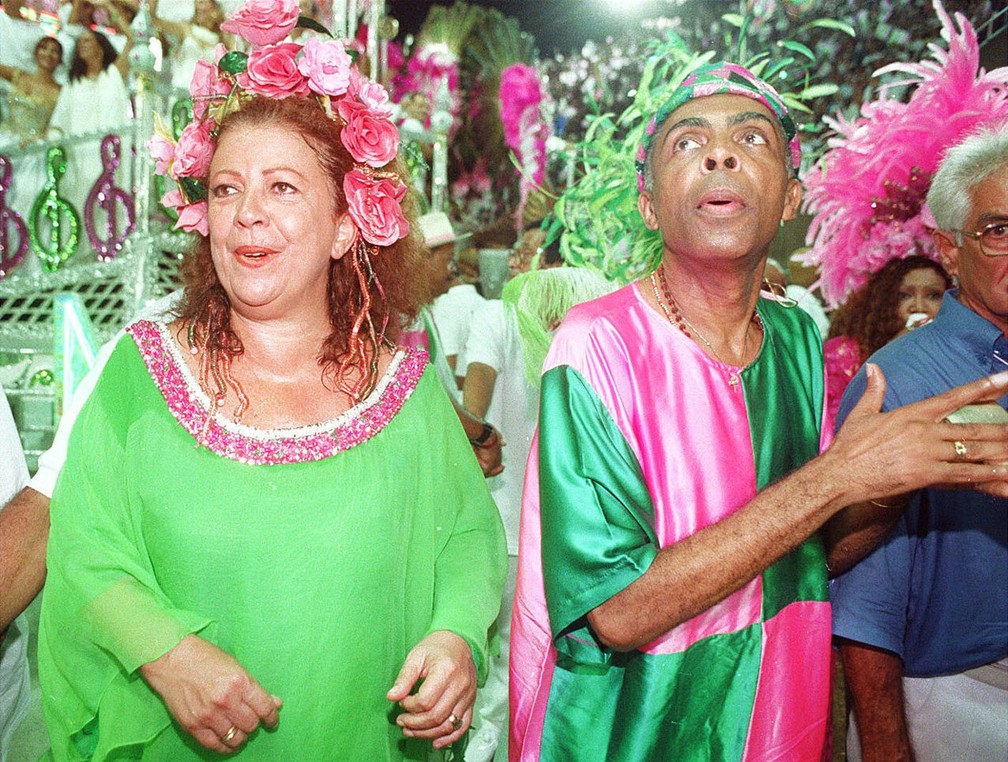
[127,320,427,465]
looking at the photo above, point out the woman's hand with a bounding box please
[139,634,282,754]
[386,630,477,750]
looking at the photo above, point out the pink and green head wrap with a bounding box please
[635,61,801,191]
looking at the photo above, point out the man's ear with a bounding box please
[932,229,960,278]
[638,191,659,231]
[781,178,802,222]
[331,213,359,261]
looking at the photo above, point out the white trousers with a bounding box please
[0,615,31,762]
[847,660,1008,762]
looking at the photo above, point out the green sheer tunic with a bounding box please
[39,323,506,761]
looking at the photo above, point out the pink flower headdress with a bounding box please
[148,0,413,405]
[147,0,409,249]
[800,0,1008,308]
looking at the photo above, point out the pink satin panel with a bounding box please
[743,601,832,760]
[509,432,552,762]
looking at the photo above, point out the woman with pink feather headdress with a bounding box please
[800,0,1008,428]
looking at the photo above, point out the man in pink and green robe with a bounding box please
[508,61,831,761]
[508,284,831,760]
[508,59,1008,762]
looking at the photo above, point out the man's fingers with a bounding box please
[906,371,1008,421]
[845,363,887,421]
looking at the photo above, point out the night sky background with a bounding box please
[387,0,659,55]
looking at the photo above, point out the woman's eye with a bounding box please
[274,181,297,194]
[210,184,236,198]
[897,291,911,301]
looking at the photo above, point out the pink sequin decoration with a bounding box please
[127,320,427,465]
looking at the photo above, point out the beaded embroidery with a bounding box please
[127,320,426,465]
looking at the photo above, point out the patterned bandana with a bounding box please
[635,61,801,191]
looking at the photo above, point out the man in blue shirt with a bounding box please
[828,126,1008,761]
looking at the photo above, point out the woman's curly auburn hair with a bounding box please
[827,255,951,361]
[175,95,426,404]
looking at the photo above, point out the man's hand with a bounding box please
[825,366,1008,502]
[472,427,504,477]
[139,634,282,754]
[387,630,477,750]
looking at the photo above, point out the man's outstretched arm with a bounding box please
[587,367,1008,651]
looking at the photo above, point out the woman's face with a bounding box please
[207,123,353,322]
[896,267,946,325]
[76,32,103,70]
[34,38,62,74]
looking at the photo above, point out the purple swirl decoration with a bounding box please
[84,134,136,261]
[0,155,29,279]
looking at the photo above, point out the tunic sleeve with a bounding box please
[422,374,507,681]
[39,338,214,760]
[538,364,658,665]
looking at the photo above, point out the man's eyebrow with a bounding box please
[976,213,1008,226]
[658,116,709,149]
[729,111,777,128]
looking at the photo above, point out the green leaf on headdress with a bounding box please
[218,51,248,75]
[297,15,332,37]
[721,13,745,28]
[180,176,207,203]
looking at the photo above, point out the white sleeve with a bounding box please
[27,333,121,498]
[458,301,506,377]
[0,385,28,505]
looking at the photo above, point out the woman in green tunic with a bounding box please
[38,8,506,759]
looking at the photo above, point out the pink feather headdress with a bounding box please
[800,0,1008,309]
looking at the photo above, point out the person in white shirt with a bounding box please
[0,384,31,762]
[458,262,613,762]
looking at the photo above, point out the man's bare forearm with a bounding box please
[0,486,50,630]
[841,642,914,762]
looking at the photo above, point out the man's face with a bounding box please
[935,165,1008,332]
[637,94,801,267]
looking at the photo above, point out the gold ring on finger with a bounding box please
[448,713,462,730]
[222,726,238,744]
[954,440,967,459]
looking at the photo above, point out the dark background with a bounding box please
[387,0,659,54]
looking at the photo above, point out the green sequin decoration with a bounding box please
[29,146,81,273]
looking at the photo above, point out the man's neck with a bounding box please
[658,253,764,337]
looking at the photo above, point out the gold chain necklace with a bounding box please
[649,265,762,386]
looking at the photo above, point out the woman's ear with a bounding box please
[331,213,359,261]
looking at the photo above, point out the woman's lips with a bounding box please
[233,245,280,264]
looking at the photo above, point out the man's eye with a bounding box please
[674,136,702,151]
[740,130,768,145]
[985,222,1008,240]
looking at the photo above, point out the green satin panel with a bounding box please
[536,365,763,760]
[541,626,761,761]
[743,300,828,620]
[538,364,658,668]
